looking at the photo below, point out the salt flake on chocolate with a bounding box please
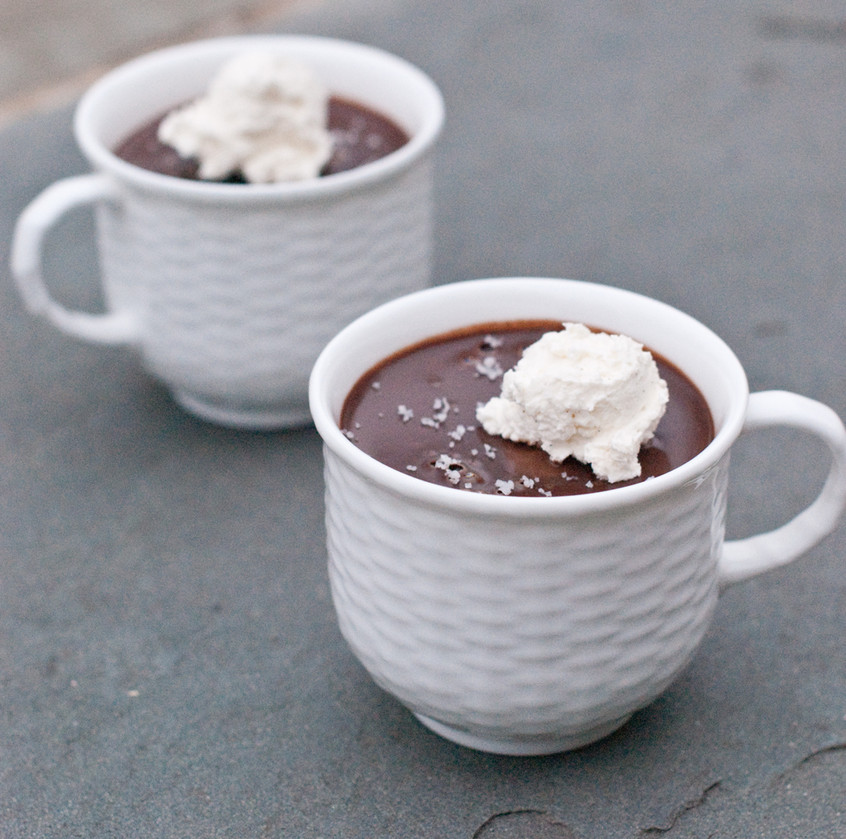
[434,453,464,485]
[475,356,504,380]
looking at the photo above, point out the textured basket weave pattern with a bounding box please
[324,449,729,743]
[96,159,433,412]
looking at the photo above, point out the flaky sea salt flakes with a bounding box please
[448,424,468,442]
[397,404,414,422]
[495,479,515,495]
[474,356,504,380]
[432,397,451,423]
[420,397,452,429]
[520,476,535,488]
[482,334,504,349]
[434,453,463,485]
[484,443,497,460]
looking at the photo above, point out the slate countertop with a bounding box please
[1,2,844,837]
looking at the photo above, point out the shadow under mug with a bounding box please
[11,35,444,429]
[308,277,846,755]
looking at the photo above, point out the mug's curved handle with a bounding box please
[719,390,846,586]
[11,173,139,345]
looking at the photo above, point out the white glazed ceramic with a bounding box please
[11,35,444,428]
[308,277,846,755]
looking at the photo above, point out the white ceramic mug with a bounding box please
[308,277,846,755]
[11,35,444,428]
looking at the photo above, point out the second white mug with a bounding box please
[11,35,445,428]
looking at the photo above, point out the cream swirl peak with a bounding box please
[157,52,333,183]
[476,323,669,482]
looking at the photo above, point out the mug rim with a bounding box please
[309,277,750,517]
[73,34,445,203]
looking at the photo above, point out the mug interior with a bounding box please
[309,277,750,513]
[74,35,445,198]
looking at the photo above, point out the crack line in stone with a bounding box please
[770,740,846,786]
[639,780,722,835]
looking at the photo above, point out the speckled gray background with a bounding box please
[1,1,844,836]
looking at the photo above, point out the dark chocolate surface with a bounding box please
[114,96,409,180]
[341,321,714,495]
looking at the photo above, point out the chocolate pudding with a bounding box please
[114,96,410,181]
[340,320,714,497]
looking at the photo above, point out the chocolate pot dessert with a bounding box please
[340,320,714,497]
[113,52,409,182]
[115,97,409,181]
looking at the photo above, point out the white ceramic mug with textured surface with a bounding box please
[309,277,846,755]
[11,35,444,428]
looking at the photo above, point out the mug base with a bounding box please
[172,389,313,430]
[413,712,632,756]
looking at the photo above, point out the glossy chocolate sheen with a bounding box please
[340,320,715,497]
[113,96,409,181]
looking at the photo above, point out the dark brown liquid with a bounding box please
[113,96,409,181]
[340,320,715,497]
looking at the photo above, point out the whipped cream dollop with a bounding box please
[157,52,333,183]
[476,323,669,483]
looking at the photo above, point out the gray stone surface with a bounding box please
[1,1,845,837]
[0,0,311,113]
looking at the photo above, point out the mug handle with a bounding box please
[719,390,846,585]
[11,173,139,345]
